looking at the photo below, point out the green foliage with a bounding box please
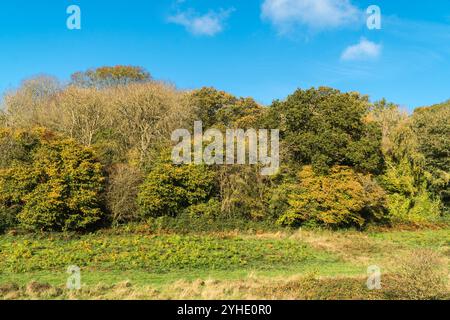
[138,159,217,218]
[265,183,291,220]
[0,233,324,274]
[374,103,445,223]
[265,87,383,174]
[0,128,42,168]
[278,166,387,228]
[185,199,221,219]
[190,87,237,128]
[0,128,105,232]
[147,214,282,234]
[412,102,450,212]
[381,160,441,224]
[2,70,449,233]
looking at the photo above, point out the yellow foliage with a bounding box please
[278,166,386,227]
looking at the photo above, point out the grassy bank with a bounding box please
[0,227,449,299]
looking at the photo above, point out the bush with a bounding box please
[138,161,217,218]
[146,214,283,234]
[185,199,221,219]
[277,166,387,228]
[383,249,448,300]
[0,206,19,234]
[0,128,105,232]
[386,192,441,225]
[0,128,41,168]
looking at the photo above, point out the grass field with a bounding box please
[0,227,449,300]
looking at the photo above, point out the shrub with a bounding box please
[383,249,448,300]
[138,161,217,218]
[0,205,19,233]
[0,128,105,232]
[265,169,298,220]
[386,192,441,225]
[185,199,221,219]
[277,166,387,228]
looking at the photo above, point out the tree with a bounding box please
[47,86,109,146]
[105,164,144,225]
[412,102,450,212]
[190,87,237,128]
[217,165,269,220]
[189,87,264,129]
[110,82,194,167]
[138,156,217,218]
[2,76,61,128]
[0,128,105,232]
[372,102,443,223]
[277,166,386,228]
[71,65,152,88]
[264,87,384,174]
[369,99,409,155]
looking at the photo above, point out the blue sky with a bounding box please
[1,0,449,110]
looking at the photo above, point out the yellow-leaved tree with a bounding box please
[0,128,105,232]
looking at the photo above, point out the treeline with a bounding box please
[0,66,448,233]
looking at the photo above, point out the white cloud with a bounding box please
[261,0,361,33]
[341,38,382,61]
[168,8,234,36]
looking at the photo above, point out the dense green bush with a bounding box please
[278,166,387,228]
[0,128,105,232]
[185,199,221,219]
[381,156,442,224]
[138,160,217,218]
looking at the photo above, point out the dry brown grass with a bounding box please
[381,249,449,300]
[2,262,448,300]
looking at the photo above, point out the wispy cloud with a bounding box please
[341,38,382,61]
[261,0,362,34]
[168,8,234,36]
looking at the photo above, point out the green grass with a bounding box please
[369,229,450,249]
[0,232,359,287]
[0,227,448,298]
